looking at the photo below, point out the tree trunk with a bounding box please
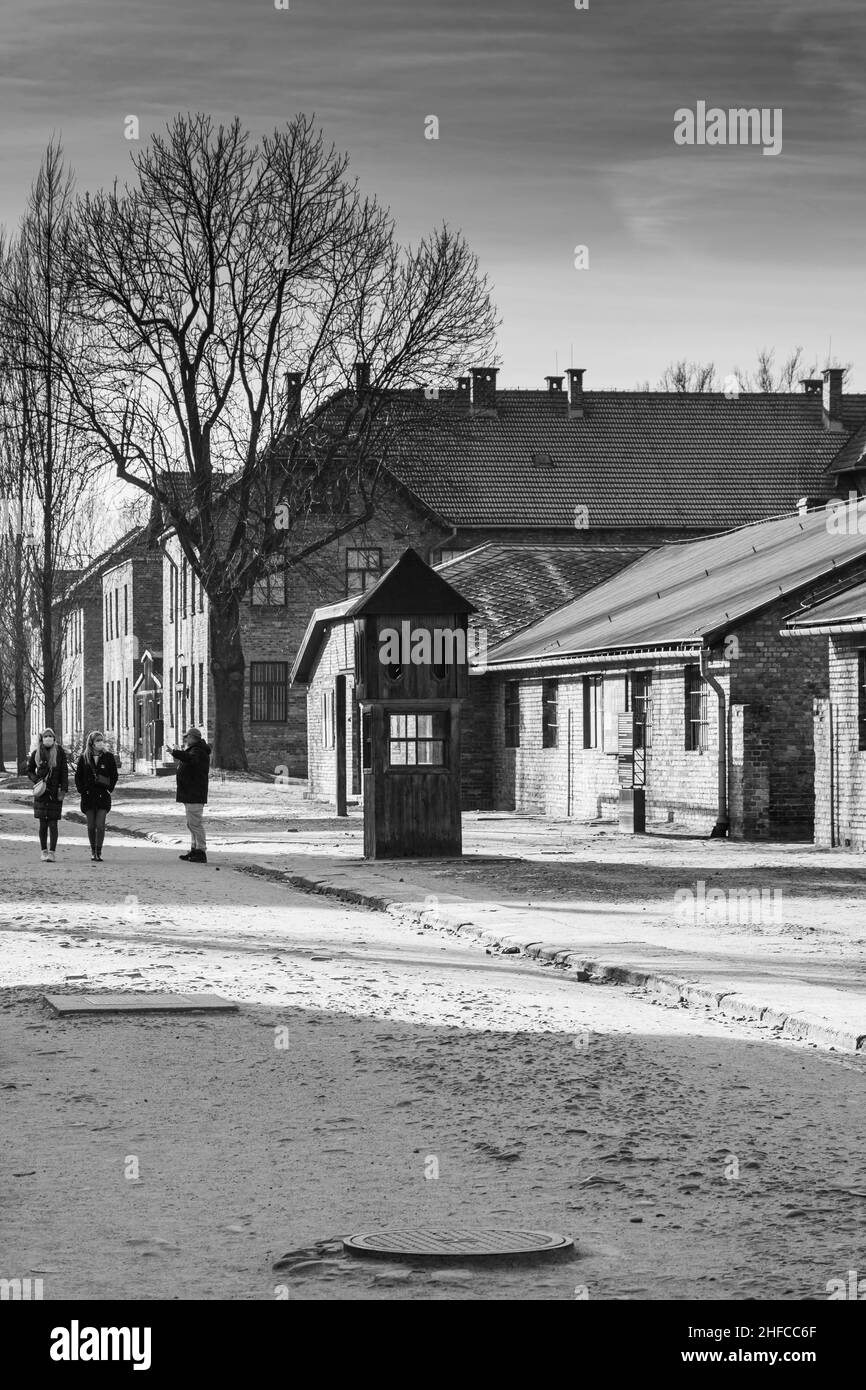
[15,672,26,772]
[0,686,6,772]
[209,597,247,771]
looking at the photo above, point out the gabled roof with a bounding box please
[386,390,866,529]
[291,547,474,684]
[436,542,650,646]
[784,579,866,633]
[60,527,149,604]
[485,504,866,668]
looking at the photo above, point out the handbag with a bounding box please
[33,778,47,798]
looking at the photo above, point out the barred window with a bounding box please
[542,679,558,748]
[685,665,708,751]
[629,672,652,750]
[250,661,289,723]
[504,681,520,747]
[346,548,382,595]
[583,675,602,748]
[388,711,446,767]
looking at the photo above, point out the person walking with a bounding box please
[170,726,211,863]
[75,730,119,863]
[27,728,69,862]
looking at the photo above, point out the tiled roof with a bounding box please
[486,504,866,666]
[436,543,650,646]
[387,391,866,528]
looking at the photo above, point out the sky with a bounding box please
[1,0,865,388]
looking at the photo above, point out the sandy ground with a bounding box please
[2,785,866,1301]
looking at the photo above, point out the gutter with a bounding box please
[477,644,702,675]
[700,645,729,838]
[781,622,866,637]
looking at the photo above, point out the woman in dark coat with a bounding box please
[74,730,119,862]
[27,728,69,862]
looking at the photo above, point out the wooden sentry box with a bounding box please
[352,549,475,859]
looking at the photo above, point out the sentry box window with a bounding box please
[388,712,447,768]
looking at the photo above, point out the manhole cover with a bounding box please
[343,1229,573,1260]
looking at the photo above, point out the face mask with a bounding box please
[42,738,54,748]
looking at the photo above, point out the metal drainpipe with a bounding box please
[700,645,729,838]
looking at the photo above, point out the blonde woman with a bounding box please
[27,728,69,862]
[74,731,119,863]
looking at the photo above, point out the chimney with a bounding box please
[567,367,585,417]
[470,366,498,412]
[456,374,471,402]
[354,361,370,395]
[285,371,302,416]
[800,378,823,397]
[823,367,844,431]
[545,375,564,394]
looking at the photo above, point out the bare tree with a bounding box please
[655,359,717,393]
[62,113,497,769]
[0,143,105,740]
[648,348,854,394]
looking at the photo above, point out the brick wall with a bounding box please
[482,595,837,837]
[814,635,866,850]
[729,601,830,838]
[162,536,212,756]
[304,622,355,802]
[162,488,449,774]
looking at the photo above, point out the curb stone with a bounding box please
[258,864,866,1055]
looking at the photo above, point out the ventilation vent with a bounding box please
[530,450,555,467]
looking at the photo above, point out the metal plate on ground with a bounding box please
[43,992,238,1015]
[343,1229,573,1260]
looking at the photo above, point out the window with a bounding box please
[322,689,336,749]
[125,677,129,729]
[437,549,462,566]
[346,548,382,595]
[685,665,708,751]
[583,675,602,748]
[115,589,119,638]
[504,681,520,747]
[629,672,652,750]
[251,570,287,606]
[104,593,109,640]
[388,712,446,767]
[181,561,188,617]
[190,572,195,613]
[199,577,205,612]
[169,568,175,624]
[124,585,128,636]
[189,668,195,733]
[169,666,174,729]
[542,679,558,748]
[250,661,289,722]
[198,662,204,725]
[362,710,372,771]
[105,681,110,727]
[117,680,121,735]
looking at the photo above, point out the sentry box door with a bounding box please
[363,702,462,859]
